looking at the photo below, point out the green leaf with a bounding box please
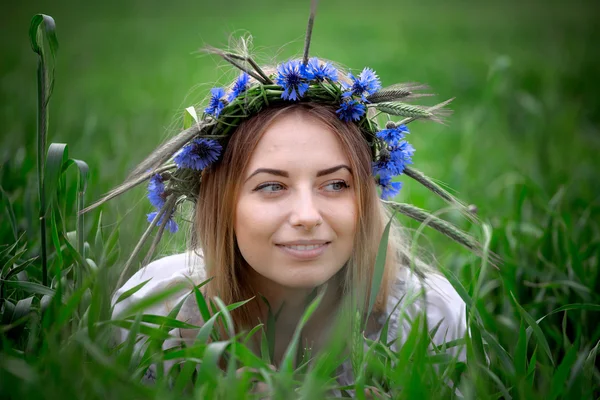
[29,14,58,56]
[515,318,528,377]
[526,303,600,340]
[367,211,395,319]
[244,323,264,346]
[213,297,235,339]
[477,362,513,400]
[43,143,69,216]
[196,341,231,384]
[114,283,189,318]
[195,311,220,344]
[184,106,199,130]
[54,277,92,326]
[94,211,104,255]
[0,355,38,384]
[192,278,213,323]
[511,292,554,366]
[3,257,37,285]
[11,296,34,324]
[583,339,600,379]
[526,346,537,387]
[1,300,15,326]
[126,314,200,330]
[63,158,89,193]
[0,185,18,241]
[105,319,175,340]
[2,280,55,296]
[260,294,276,363]
[549,339,579,400]
[61,230,90,273]
[118,312,144,369]
[280,288,325,374]
[1,246,29,279]
[114,278,152,304]
[0,234,26,262]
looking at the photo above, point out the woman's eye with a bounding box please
[254,182,285,193]
[324,180,349,192]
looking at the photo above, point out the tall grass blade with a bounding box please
[0,186,18,241]
[114,278,152,304]
[511,292,554,366]
[367,210,395,319]
[30,14,58,287]
[280,289,325,373]
[549,339,579,400]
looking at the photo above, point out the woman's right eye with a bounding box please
[254,182,285,193]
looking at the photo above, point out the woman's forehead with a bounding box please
[245,112,350,173]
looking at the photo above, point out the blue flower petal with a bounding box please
[147,174,166,209]
[205,87,227,117]
[226,73,250,102]
[346,68,382,101]
[306,58,338,82]
[174,138,223,171]
[378,175,402,200]
[275,60,310,101]
[372,139,415,177]
[376,124,410,146]
[336,100,366,122]
[147,211,178,233]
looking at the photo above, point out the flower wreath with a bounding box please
[85,2,497,277]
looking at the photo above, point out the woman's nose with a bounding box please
[288,190,323,231]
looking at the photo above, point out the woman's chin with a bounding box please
[273,270,335,290]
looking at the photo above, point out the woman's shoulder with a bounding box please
[377,267,467,354]
[112,251,206,318]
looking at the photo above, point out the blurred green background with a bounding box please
[1,0,599,272]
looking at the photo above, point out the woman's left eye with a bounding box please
[323,180,350,192]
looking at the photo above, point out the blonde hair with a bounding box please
[192,102,423,331]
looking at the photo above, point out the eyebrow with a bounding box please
[245,164,352,182]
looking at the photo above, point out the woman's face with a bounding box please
[235,112,357,290]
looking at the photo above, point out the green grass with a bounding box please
[1,0,599,398]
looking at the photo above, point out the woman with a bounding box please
[101,7,481,389]
[111,102,467,380]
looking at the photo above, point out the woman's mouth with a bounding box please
[276,242,330,260]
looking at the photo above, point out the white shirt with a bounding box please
[112,252,467,384]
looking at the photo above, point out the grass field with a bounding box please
[1,0,599,398]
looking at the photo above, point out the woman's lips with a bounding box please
[275,242,330,260]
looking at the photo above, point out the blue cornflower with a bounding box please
[147,174,166,209]
[304,57,338,82]
[336,100,366,122]
[174,138,222,171]
[342,67,382,101]
[372,140,415,176]
[275,60,310,101]
[391,140,415,168]
[226,73,250,102]
[378,174,403,200]
[376,124,409,146]
[205,87,227,117]
[147,211,178,233]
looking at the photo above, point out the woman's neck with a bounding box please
[245,267,341,329]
